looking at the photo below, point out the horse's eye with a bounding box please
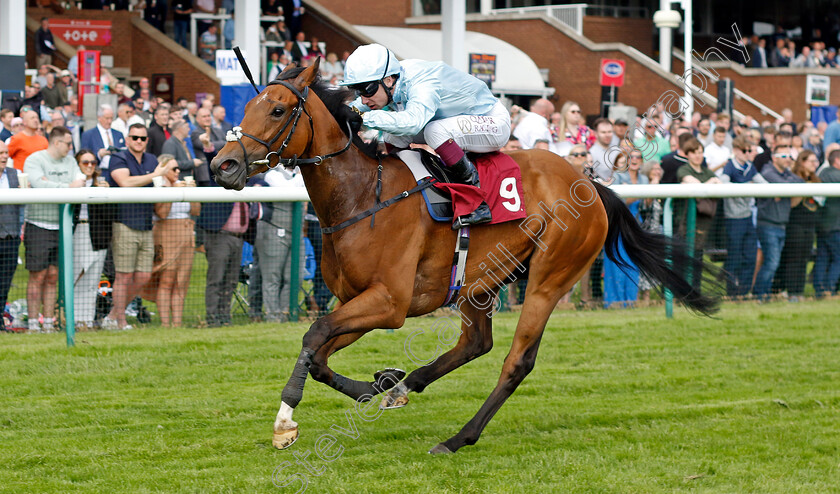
[272,107,284,117]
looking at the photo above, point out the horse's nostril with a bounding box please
[220,161,232,171]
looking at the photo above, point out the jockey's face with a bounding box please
[361,76,396,110]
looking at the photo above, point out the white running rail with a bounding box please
[3,183,840,205]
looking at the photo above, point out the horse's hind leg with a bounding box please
[381,291,495,409]
[309,331,405,401]
[429,290,556,454]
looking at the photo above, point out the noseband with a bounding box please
[225,80,353,170]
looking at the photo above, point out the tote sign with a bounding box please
[600,59,625,87]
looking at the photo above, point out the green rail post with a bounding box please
[663,198,673,319]
[686,198,697,287]
[498,286,509,312]
[289,201,303,322]
[58,203,75,347]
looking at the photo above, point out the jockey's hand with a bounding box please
[338,105,364,134]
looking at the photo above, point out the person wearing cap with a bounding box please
[825,47,838,68]
[5,117,23,143]
[340,43,510,229]
[58,70,74,102]
[612,119,629,143]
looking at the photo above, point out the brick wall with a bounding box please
[583,16,654,57]
[27,7,218,100]
[312,0,411,28]
[301,10,361,60]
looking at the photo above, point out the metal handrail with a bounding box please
[733,88,784,121]
[490,4,586,36]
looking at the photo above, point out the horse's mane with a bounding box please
[273,68,379,159]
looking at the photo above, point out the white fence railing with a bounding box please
[3,183,840,205]
[608,183,840,198]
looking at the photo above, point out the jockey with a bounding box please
[340,43,511,229]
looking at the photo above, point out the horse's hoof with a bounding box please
[379,382,409,410]
[373,367,406,386]
[380,394,409,409]
[428,443,453,455]
[272,427,299,449]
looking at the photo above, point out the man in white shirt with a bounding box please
[80,105,126,180]
[512,98,554,150]
[111,102,145,136]
[696,117,712,147]
[588,118,616,181]
[704,126,732,176]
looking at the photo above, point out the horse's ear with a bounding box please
[281,62,298,73]
[292,58,320,90]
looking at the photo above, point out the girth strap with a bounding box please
[321,177,437,235]
[443,227,471,306]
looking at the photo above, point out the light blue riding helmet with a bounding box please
[339,44,401,88]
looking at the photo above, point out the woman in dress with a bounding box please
[146,154,200,327]
[602,151,647,308]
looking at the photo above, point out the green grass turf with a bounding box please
[0,302,839,493]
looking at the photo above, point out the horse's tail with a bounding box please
[592,181,723,316]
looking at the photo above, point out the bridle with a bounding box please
[226,48,353,171]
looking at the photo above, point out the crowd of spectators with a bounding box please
[743,31,840,69]
[506,97,840,309]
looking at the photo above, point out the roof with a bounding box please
[353,25,554,97]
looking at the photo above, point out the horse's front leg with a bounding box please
[308,331,406,400]
[273,284,409,449]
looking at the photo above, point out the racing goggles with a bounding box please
[351,80,381,98]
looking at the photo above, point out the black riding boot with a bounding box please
[448,155,492,230]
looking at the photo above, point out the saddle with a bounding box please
[396,149,527,225]
[398,149,455,221]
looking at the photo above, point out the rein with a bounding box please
[227,48,353,170]
[320,173,437,235]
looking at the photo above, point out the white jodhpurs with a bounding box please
[385,101,511,152]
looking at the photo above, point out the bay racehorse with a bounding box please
[210,60,721,454]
